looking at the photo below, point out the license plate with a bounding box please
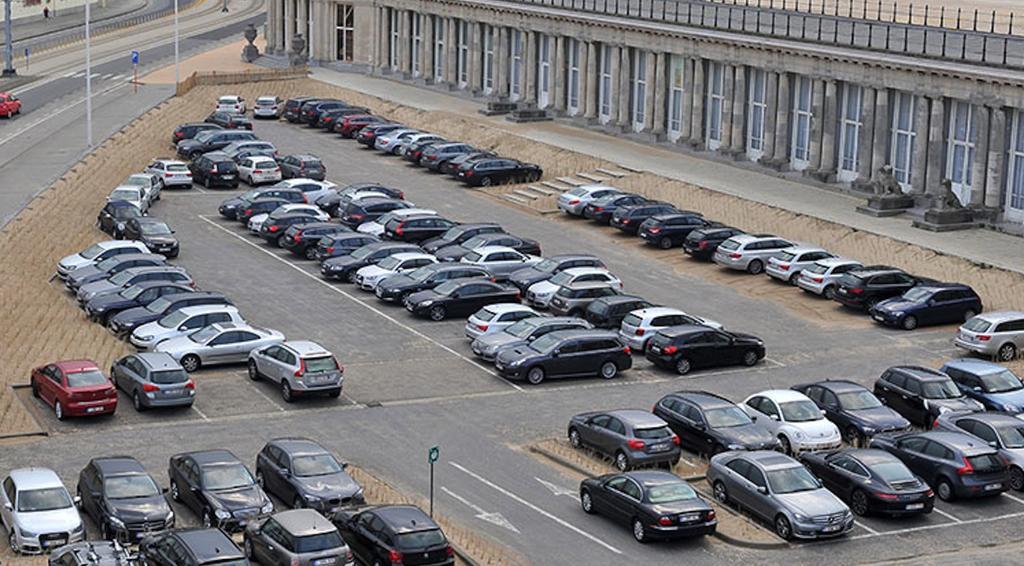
[43,537,67,547]
[313,558,337,566]
[649,346,660,354]
[873,314,884,322]
[679,512,701,522]
[222,175,235,179]
[986,483,1002,491]
[307,374,331,385]
[906,503,925,510]
[649,443,669,453]
[164,388,182,396]
[640,233,649,239]
[822,524,841,533]
[87,407,103,413]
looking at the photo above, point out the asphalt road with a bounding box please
[5,117,1024,565]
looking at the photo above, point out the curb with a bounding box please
[527,444,594,477]
[451,543,481,566]
[2,384,49,440]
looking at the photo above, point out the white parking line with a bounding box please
[250,383,287,412]
[450,461,623,555]
[198,215,524,392]
[931,507,963,523]
[854,520,880,535]
[849,510,1024,541]
[190,404,210,421]
[1001,493,1024,506]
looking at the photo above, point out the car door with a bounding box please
[608,476,643,525]
[721,459,754,510]
[901,378,928,425]
[817,388,846,429]
[77,464,100,523]
[204,331,240,363]
[548,340,581,378]
[0,477,16,532]
[743,465,774,521]
[672,400,709,450]
[345,512,376,562]
[257,345,285,384]
[926,290,960,324]
[876,371,908,416]
[578,414,610,448]
[180,459,204,514]
[824,455,864,498]
[43,365,63,406]
[600,417,628,457]
[891,437,928,476]
[224,331,262,363]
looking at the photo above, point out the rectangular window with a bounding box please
[433,17,446,83]
[747,68,767,159]
[567,39,580,114]
[389,9,399,71]
[538,35,551,108]
[705,61,724,149]
[483,25,494,94]
[668,56,685,139]
[457,21,469,87]
[335,4,354,62]
[890,91,915,189]
[1007,110,1024,219]
[837,83,863,181]
[598,45,612,123]
[946,99,975,206]
[791,75,813,169]
[510,30,523,101]
[411,14,422,76]
[632,50,647,131]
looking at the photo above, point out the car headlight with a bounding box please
[862,427,876,435]
[72,523,84,534]
[109,516,126,529]
[420,300,434,307]
[353,488,364,501]
[508,358,525,367]
[139,335,153,341]
[937,406,951,414]
[18,527,37,538]
[214,509,231,520]
[303,493,320,502]
[793,430,806,440]
[727,444,745,451]
[165,510,175,523]
[261,502,274,514]
[1003,405,1019,413]
[793,513,809,522]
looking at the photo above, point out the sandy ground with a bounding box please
[141,38,268,84]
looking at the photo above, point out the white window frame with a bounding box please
[510,30,523,101]
[457,21,469,88]
[668,55,685,141]
[746,68,767,160]
[538,35,551,108]
[946,99,975,206]
[433,17,446,83]
[890,91,916,191]
[598,45,612,124]
[567,39,581,115]
[1006,109,1024,223]
[389,9,399,71]
[411,14,422,77]
[631,49,647,132]
[791,75,813,170]
[482,25,494,94]
[705,61,724,149]
[837,83,863,182]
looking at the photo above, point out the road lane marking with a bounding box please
[198,215,524,392]
[854,520,880,535]
[249,382,287,412]
[450,461,623,555]
[848,510,1024,541]
[931,507,962,523]
[0,80,129,148]
[441,486,520,533]
[535,477,580,501]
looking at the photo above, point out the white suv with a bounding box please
[131,305,246,350]
[741,390,842,455]
[764,246,834,284]
[145,158,193,189]
[713,234,795,274]
[617,307,722,351]
[525,267,623,308]
[1,468,85,554]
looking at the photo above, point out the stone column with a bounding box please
[496,27,509,98]
[524,31,537,104]
[652,51,667,136]
[720,64,735,151]
[446,18,458,85]
[617,46,632,127]
[816,80,837,176]
[910,94,930,194]
[969,106,991,207]
[856,87,877,181]
[807,79,825,171]
[681,57,696,143]
[771,72,791,164]
[730,65,747,154]
[985,106,1008,209]
[284,0,294,56]
[870,88,890,175]
[689,58,705,146]
[607,45,620,124]
[297,0,307,53]
[584,42,598,120]
[642,50,657,132]
[552,36,566,111]
[924,96,947,196]
[760,71,778,163]
[422,16,434,80]
[469,23,482,92]
[266,0,277,54]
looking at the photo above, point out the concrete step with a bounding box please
[527,184,559,196]
[503,194,531,204]
[595,167,629,178]
[617,164,644,174]
[541,180,571,191]
[556,176,586,187]
[512,189,538,200]
[576,172,609,183]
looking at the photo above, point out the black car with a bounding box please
[434,232,541,262]
[420,142,475,171]
[278,154,326,181]
[259,214,322,246]
[300,100,345,125]
[282,96,316,122]
[168,450,272,531]
[493,329,632,384]
[85,281,194,324]
[653,390,779,454]
[280,222,350,259]
[382,214,458,243]
[255,438,364,514]
[441,150,497,175]
[333,506,454,566]
[97,200,143,238]
[66,253,167,292]
[833,266,926,311]
[405,279,519,320]
[421,223,505,253]
[374,263,492,303]
[338,197,410,227]
[355,123,405,146]
[870,431,1008,501]
[317,107,369,130]
[122,218,179,258]
[320,242,422,281]
[139,528,249,566]
[579,471,716,543]
[219,188,305,219]
[792,380,911,445]
[236,197,289,224]
[77,456,174,542]
[799,449,935,516]
[313,233,380,263]
[507,254,606,293]
[869,283,984,331]
[172,122,222,146]
[401,137,444,164]
[610,202,680,235]
[318,183,405,217]
[645,325,765,375]
[583,295,655,329]
[48,541,135,565]
[107,291,230,336]
[457,158,543,186]
[205,111,252,130]
[873,366,985,427]
[177,130,257,160]
[683,227,746,260]
[582,193,648,224]
[639,213,717,249]
[189,152,239,189]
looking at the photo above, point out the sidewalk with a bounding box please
[0,0,147,45]
[310,67,1024,275]
[141,37,267,83]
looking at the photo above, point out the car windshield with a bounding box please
[142,223,173,236]
[528,334,561,354]
[81,243,105,259]
[433,281,462,296]
[292,454,343,477]
[462,236,488,249]
[111,189,139,201]
[921,379,963,399]
[869,461,917,483]
[202,464,254,491]
[804,263,830,275]
[838,390,883,410]
[718,239,740,251]
[506,320,541,338]
[979,370,1024,393]
[304,356,337,373]
[704,407,753,428]
[634,426,673,440]
[17,488,72,512]
[996,425,1024,449]
[396,529,445,550]
[775,251,797,262]
[962,317,992,332]
[189,326,220,343]
[167,163,188,172]
[463,251,482,263]
[646,482,698,503]
[350,247,376,260]
[766,467,821,494]
[109,271,136,285]
[151,369,189,384]
[474,308,498,322]
[158,310,189,328]
[105,475,160,499]
[98,257,124,271]
[294,531,345,553]
[114,207,140,219]
[146,297,173,313]
[408,267,436,282]
[120,285,146,300]
[377,256,402,270]
[439,227,463,240]
[193,131,215,142]
[901,288,933,302]
[66,369,108,387]
[567,187,588,196]
[549,271,575,286]
[534,258,560,273]
[779,400,823,422]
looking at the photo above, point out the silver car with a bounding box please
[122,173,162,204]
[253,95,283,118]
[131,305,246,350]
[525,267,622,309]
[374,128,420,152]
[0,468,85,554]
[244,509,355,566]
[110,352,195,411]
[557,185,622,216]
[460,245,543,280]
[247,340,343,402]
[707,451,854,540]
[57,240,150,279]
[764,246,835,284]
[155,322,285,372]
[618,307,722,351]
[464,303,537,341]
[107,185,149,214]
[955,311,1024,361]
[471,316,592,362]
[394,132,444,156]
[712,234,795,274]
[796,258,864,300]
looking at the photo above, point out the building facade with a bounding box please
[266,0,1024,232]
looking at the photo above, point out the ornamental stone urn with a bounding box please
[290,33,308,67]
[241,23,260,62]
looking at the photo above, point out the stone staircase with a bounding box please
[499,166,635,211]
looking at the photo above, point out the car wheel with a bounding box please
[580,489,595,514]
[774,515,793,541]
[845,426,864,448]
[778,435,793,456]
[304,247,318,260]
[614,451,630,472]
[281,381,294,403]
[181,354,201,373]
[480,176,493,187]
[293,496,305,509]
[599,361,618,379]
[936,478,956,501]
[526,367,545,385]
[1010,467,1024,491]
[244,538,254,559]
[788,272,800,285]
[55,401,65,421]
[31,378,39,398]
[133,391,146,412]
[901,315,919,331]
[658,237,673,250]
[247,360,261,381]
[850,490,870,517]
[999,343,1018,362]
[963,309,977,322]
[865,297,879,309]
[746,259,764,274]
[632,518,647,543]
[428,305,447,321]
[8,530,18,553]
[170,479,181,502]
[713,480,729,504]
[742,350,759,366]
[674,357,692,375]
[823,285,837,300]
[568,428,582,449]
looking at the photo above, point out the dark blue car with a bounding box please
[792,380,910,446]
[941,359,1024,414]
[869,283,983,331]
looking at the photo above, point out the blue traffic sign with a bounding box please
[131,50,139,65]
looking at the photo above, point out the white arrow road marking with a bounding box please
[450,461,622,555]
[440,486,519,533]
[535,477,579,501]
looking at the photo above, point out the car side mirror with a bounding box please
[989,441,998,448]
[551,351,560,358]
[3,502,12,511]
[73,495,82,507]
[341,462,350,470]
[179,325,188,331]
[694,423,707,431]
[527,335,536,341]
[282,468,291,478]
[972,386,982,392]
[769,414,779,421]
[162,487,169,494]
[750,415,757,422]
[756,486,768,495]
[820,409,827,416]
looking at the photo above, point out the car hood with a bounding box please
[86,293,137,313]
[107,496,171,523]
[154,335,195,355]
[527,280,559,296]
[474,332,523,353]
[324,256,363,269]
[786,419,838,439]
[134,321,181,340]
[379,274,415,291]
[249,213,269,225]
[177,140,200,150]
[16,507,82,534]
[875,298,920,312]
[775,489,848,518]
[407,290,443,305]
[929,397,985,412]
[357,265,392,279]
[59,253,91,272]
[221,197,244,209]
[143,236,178,246]
[295,472,361,499]
[718,423,777,447]
[67,265,103,284]
[731,333,764,345]
[847,406,911,430]
[207,486,266,512]
[495,345,537,364]
[421,237,454,252]
[112,306,157,325]
[79,280,118,297]
[977,388,1024,410]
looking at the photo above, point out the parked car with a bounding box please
[582,193,648,224]
[314,232,381,263]
[464,303,537,341]
[122,218,179,257]
[583,295,654,329]
[870,431,1008,501]
[216,95,246,113]
[332,506,454,566]
[156,323,284,373]
[189,152,239,189]
[373,128,420,152]
[833,266,928,311]
[48,541,134,565]
[548,281,621,317]
[130,305,246,350]
[799,449,935,516]
[107,185,148,214]
[706,451,854,540]
[618,307,721,352]
[222,187,305,219]
[441,150,497,175]
[459,246,543,281]
[557,185,622,216]
[282,96,317,122]
[110,352,194,411]
[177,130,257,160]
[336,114,387,137]
[57,241,150,279]
[122,173,163,204]
[525,267,622,309]
[255,437,364,513]
[422,223,505,254]
[76,266,193,305]
[435,233,541,263]
[870,283,983,330]
[320,242,422,282]
[791,380,910,446]
[383,214,459,243]
[144,158,193,190]
[494,329,631,384]
[940,358,1024,413]
[508,254,606,293]
[740,390,842,455]
[795,258,865,300]
[108,291,229,337]
[638,213,716,249]
[569,409,681,471]
[374,263,492,303]
[252,95,283,118]
[260,213,330,246]
[281,222,350,260]
[236,197,290,224]
[205,111,252,130]
[278,154,326,181]
[138,528,249,566]
[682,226,746,261]
[764,246,835,284]
[394,132,443,157]
[76,456,174,541]
[1,468,85,554]
[356,123,405,146]
[221,140,278,161]
[645,325,764,375]
[249,203,329,234]
[934,411,1024,491]
[457,158,543,186]
[168,450,272,531]
[84,281,193,324]
[338,197,410,228]
[247,341,344,402]
[357,208,437,237]
[1,91,22,117]
[65,253,166,292]
[30,360,117,420]
[955,311,1024,361]
[401,134,446,162]
[172,122,222,146]
[421,142,476,171]
[96,200,143,238]
[610,202,681,235]
[712,234,795,274]
[873,366,985,427]
[654,390,779,454]
[471,316,591,362]
[237,155,282,186]
[301,100,346,125]
[405,279,520,321]
[244,509,354,566]
[354,252,437,291]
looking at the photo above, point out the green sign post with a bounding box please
[428,445,439,517]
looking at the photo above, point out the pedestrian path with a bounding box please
[0,0,148,46]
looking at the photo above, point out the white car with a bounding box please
[357,208,438,237]
[130,305,246,350]
[145,158,193,189]
[108,185,149,214]
[216,95,246,113]
[252,95,282,118]
[464,303,538,341]
[374,128,420,153]
[238,156,283,186]
[394,133,444,156]
[56,241,150,279]
[617,307,722,351]
[525,267,622,308]
[556,185,622,216]
[764,246,835,284]
[354,252,438,291]
[155,322,285,373]
[248,204,329,234]
[273,178,338,205]
[741,390,842,455]
[122,173,163,204]
[0,468,85,554]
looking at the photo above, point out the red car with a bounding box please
[30,360,117,420]
[0,92,21,118]
[336,114,386,137]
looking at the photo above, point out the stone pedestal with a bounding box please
[856,195,915,217]
[911,208,976,231]
[507,105,552,123]
[242,24,261,62]
[479,101,518,116]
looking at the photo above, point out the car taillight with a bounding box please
[662,345,678,354]
[622,219,630,224]
[388,550,402,563]
[698,241,709,250]
[254,169,263,174]
[290,557,299,566]
[568,198,580,205]
[326,246,335,253]
[978,334,991,341]
[849,288,864,294]
[658,516,673,526]
[875,492,899,501]
[778,264,790,271]
[244,209,253,215]
[185,380,195,389]
[185,172,192,176]
[350,214,365,221]
[294,230,303,239]
[303,195,309,203]
[812,276,824,283]
[933,418,940,429]
[956,457,974,476]
[445,546,454,558]
[594,207,604,213]
[926,489,934,498]
[294,358,307,378]
[395,223,405,236]
[332,355,343,372]
[671,435,680,445]
[142,383,160,392]
[627,439,645,450]
[622,346,631,355]
[477,324,488,331]
[465,170,474,177]
[175,132,184,137]
[514,291,522,301]
[648,227,661,234]
[398,191,405,199]
[164,173,173,177]
[269,225,280,232]
[210,167,217,173]
[635,328,645,336]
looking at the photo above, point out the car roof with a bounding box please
[954,412,1024,427]
[106,199,139,209]
[847,266,903,276]
[557,266,610,276]
[179,449,240,465]
[629,307,684,319]
[576,184,620,193]
[52,359,101,372]
[940,358,1008,375]
[625,470,688,487]
[658,324,709,338]
[915,283,973,292]
[124,280,188,292]
[808,379,869,393]
[282,340,332,357]
[133,352,182,370]
[890,365,950,381]
[373,505,438,532]
[606,409,668,428]
[918,431,996,453]
[814,257,861,267]
[91,456,146,476]
[9,468,64,490]
[779,245,825,254]
[839,448,902,467]
[743,451,801,470]
[482,303,533,313]
[269,437,329,456]
[971,311,1024,323]
[174,529,244,560]
[755,389,812,403]
[544,329,618,341]
[176,304,237,316]
[592,294,646,306]
[273,509,338,535]
[473,245,520,255]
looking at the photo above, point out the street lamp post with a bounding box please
[85,0,92,147]
[174,0,179,83]
[3,0,15,76]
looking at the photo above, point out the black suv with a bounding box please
[281,222,350,259]
[278,154,326,181]
[97,200,143,237]
[300,100,345,125]
[339,197,410,227]
[383,214,458,243]
[421,142,475,171]
[639,213,717,249]
[219,188,305,219]
[189,152,239,189]
[172,122,222,146]
[259,214,320,246]
[645,325,765,375]
[422,223,505,253]
[255,437,364,514]
[282,96,316,122]
[374,263,492,303]
[683,227,746,260]
[582,193,648,224]
[493,329,632,385]
[236,197,289,224]
[873,366,985,427]
[139,528,249,566]
[122,218,179,257]
[177,130,257,160]
[583,295,655,329]
[833,266,925,311]
[653,390,780,454]
[610,202,679,234]
[167,450,272,532]
[791,380,911,445]
[333,506,454,566]
[77,456,174,542]
[205,111,252,130]
[314,233,380,263]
